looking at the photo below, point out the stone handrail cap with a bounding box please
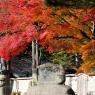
[0,75,6,79]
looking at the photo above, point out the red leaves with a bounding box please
[47,46,54,53]
[82,15,91,22]
[39,40,48,46]
[0,30,35,60]
[39,30,48,40]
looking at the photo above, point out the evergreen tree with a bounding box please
[45,0,95,7]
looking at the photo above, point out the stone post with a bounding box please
[77,73,88,95]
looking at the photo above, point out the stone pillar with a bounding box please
[0,75,6,95]
[0,58,10,95]
[77,73,88,95]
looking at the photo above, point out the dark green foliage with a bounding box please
[0,33,6,36]
[45,0,95,8]
[45,0,64,6]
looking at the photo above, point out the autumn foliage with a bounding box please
[0,0,95,73]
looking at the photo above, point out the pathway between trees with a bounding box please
[25,82,75,95]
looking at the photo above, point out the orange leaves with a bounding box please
[80,40,95,52]
[63,15,80,29]
[44,30,56,40]
[63,12,92,36]
[77,62,95,74]
[69,8,95,22]
[63,8,94,40]
[81,8,95,22]
[76,19,95,72]
[46,40,66,53]
[43,8,53,16]
[80,40,95,62]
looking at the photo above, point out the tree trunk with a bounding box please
[0,58,11,95]
[32,39,36,69]
[32,39,39,81]
[91,21,95,36]
[35,39,39,80]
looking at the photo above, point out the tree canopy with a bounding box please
[0,0,95,73]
